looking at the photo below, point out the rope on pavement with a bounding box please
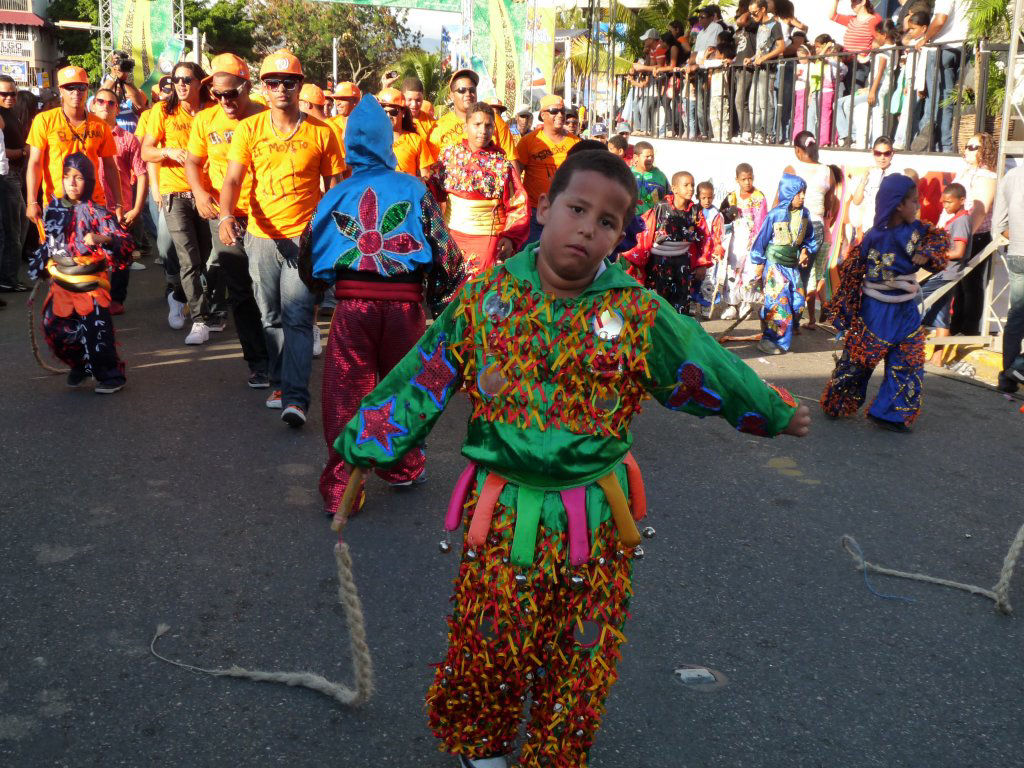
[841,529,1024,614]
[27,281,67,374]
[149,471,374,707]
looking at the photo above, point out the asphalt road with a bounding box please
[2,263,1023,768]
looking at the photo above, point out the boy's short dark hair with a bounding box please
[908,10,931,27]
[633,140,653,154]
[401,76,425,93]
[873,135,894,150]
[671,170,693,186]
[736,163,753,177]
[567,139,609,155]
[466,101,495,120]
[696,180,714,196]
[547,150,638,222]
[943,182,966,199]
[607,135,628,152]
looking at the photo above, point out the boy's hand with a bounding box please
[83,232,111,246]
[798,248,810,267]
[783,404,811,437]
[911,253,929,266]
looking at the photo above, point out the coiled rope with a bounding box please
[150,468,374,706]
[27,281,67,374]
[841,527,1024,615]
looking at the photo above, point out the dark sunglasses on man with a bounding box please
[61,84,88,93]
[0,90,16,99]
[263,77,302,92]
[544,108,565,115]
[212,88,243,101]
[453,86,476,95]
[172,75,195,85]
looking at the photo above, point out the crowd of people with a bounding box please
[622,0,971,153]
[3,29,1024,766]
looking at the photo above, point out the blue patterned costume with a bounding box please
[749,174,819,352]
[821,175,949,428]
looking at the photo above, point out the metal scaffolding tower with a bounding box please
[97,0,187,68]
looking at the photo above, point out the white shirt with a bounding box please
[0,130,7,176]
[931,0,970,45]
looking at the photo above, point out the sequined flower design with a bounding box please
[666,361,722,413]
[736,412,769,436]
[332,187,423,275]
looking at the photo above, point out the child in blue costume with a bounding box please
[749,173,820,355]
[820,174,949,432]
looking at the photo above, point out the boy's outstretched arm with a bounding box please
[335,300,466,470]
[644,294,811,438]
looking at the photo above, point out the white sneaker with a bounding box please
[312,327,323,358]
[130,260,146,270]
[185,321,210,345]
[721,305,738,320]
[167,293,186,330]
[457,756,508,768]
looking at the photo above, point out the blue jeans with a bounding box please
[0,173,27,284]
[920,274,956,329]
[919,48,960,153]
[837,90,868,145]
[245,233,315,410]
[1003,253,1024,372]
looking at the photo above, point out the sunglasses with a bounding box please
[160,84,173,93]
[93,97,117,107]
[382,106,401,115]
[0,90,16,98]
[263,77,302,91]
[873,149,893,157]
[544,108,566,115]
[965,143,981,151]
[453,87,476,95]
[61,85,88,93]
[172,76,195,85]
[212,88,242,101]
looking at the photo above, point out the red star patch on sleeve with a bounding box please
[355,397,408,456]
[412,334,457,410]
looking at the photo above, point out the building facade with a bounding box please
[0,0,59,91]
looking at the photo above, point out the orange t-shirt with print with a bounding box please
[26,108,117,206]
[188,103,266,216]
[135,108,152,139]
[429,110,516,161]
[329,115,348,158]
[147,100,204,194]
[227,111,346,239]
[513,128,580,208]
[393,130,433,177]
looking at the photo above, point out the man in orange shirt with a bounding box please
[428,69,516,159]
[184,53,270,390]
[328,82,361,163]
[378,88,433,178]
[26,66,122,229]
[514,93,580,242]
[220,50,346,427]
[401,76,435,145]
[299,83,329,121]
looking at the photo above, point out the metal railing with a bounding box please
[617,40,979,155]
[0,0,31,12]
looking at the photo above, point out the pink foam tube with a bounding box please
[445,462,478,531]
[560,486,590,567]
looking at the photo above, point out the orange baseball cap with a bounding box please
[204,53,251,84]
[57,66,89,87]
[259,50,303,79]
[299,83,326,106]
[377,88,407,110]
[539,94,564,111]
[448,68,479,90]
[332,82,361,100]
[420,100,434,118]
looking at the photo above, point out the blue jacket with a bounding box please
[749,173,819,265]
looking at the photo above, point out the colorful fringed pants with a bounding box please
[43,299,125,385]
[649,253,692,315]
[820,317,926,427]
[426,488,634,767]
[761,261,805,351]
[319,298,426,514]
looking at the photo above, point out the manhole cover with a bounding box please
[673,664,728,691]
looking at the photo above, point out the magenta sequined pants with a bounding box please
[319,298,427,514]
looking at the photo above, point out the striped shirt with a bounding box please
[831,11,881,53]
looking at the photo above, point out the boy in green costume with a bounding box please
[332,150,811,768]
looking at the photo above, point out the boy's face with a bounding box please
[609,143,626,158]
[791,190,806,209]
[737,171,754,194]
[466,112,495,150]
[63,167,85,201]
[698,187,714,208]
[673,175,694,201]
[637,148,654,171]
[536,169,631,289]
[940,192,963,215]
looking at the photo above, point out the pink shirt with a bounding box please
[98,124,145,211]
[831,12,882,54]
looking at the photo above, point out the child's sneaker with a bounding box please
[265,389,283,409]
[185,321,210,345]
[757,338,783,355]
[720,305,738,320]
[94,379,125,394]
[281,404,306,427]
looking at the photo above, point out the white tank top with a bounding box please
[791,159,831,223]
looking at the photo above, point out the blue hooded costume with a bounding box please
[749,173,820,352]
[309,96,464,515]
[821,174,949,428]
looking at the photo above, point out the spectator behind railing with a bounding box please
[689,4,725,140]
[891,11,931,150]
[837,20,899,149]
[771,0,809,148]
[829,0,883,94]
[912,0,970,153]
[748,0,786,144]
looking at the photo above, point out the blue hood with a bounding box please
[344,96,397,173]
[774,172,807,211]
[873,174,917,231]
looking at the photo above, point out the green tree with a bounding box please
[185,0,261,62]
[46,0,102,78]
[387,50,451,105]
[248,0,421,88]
